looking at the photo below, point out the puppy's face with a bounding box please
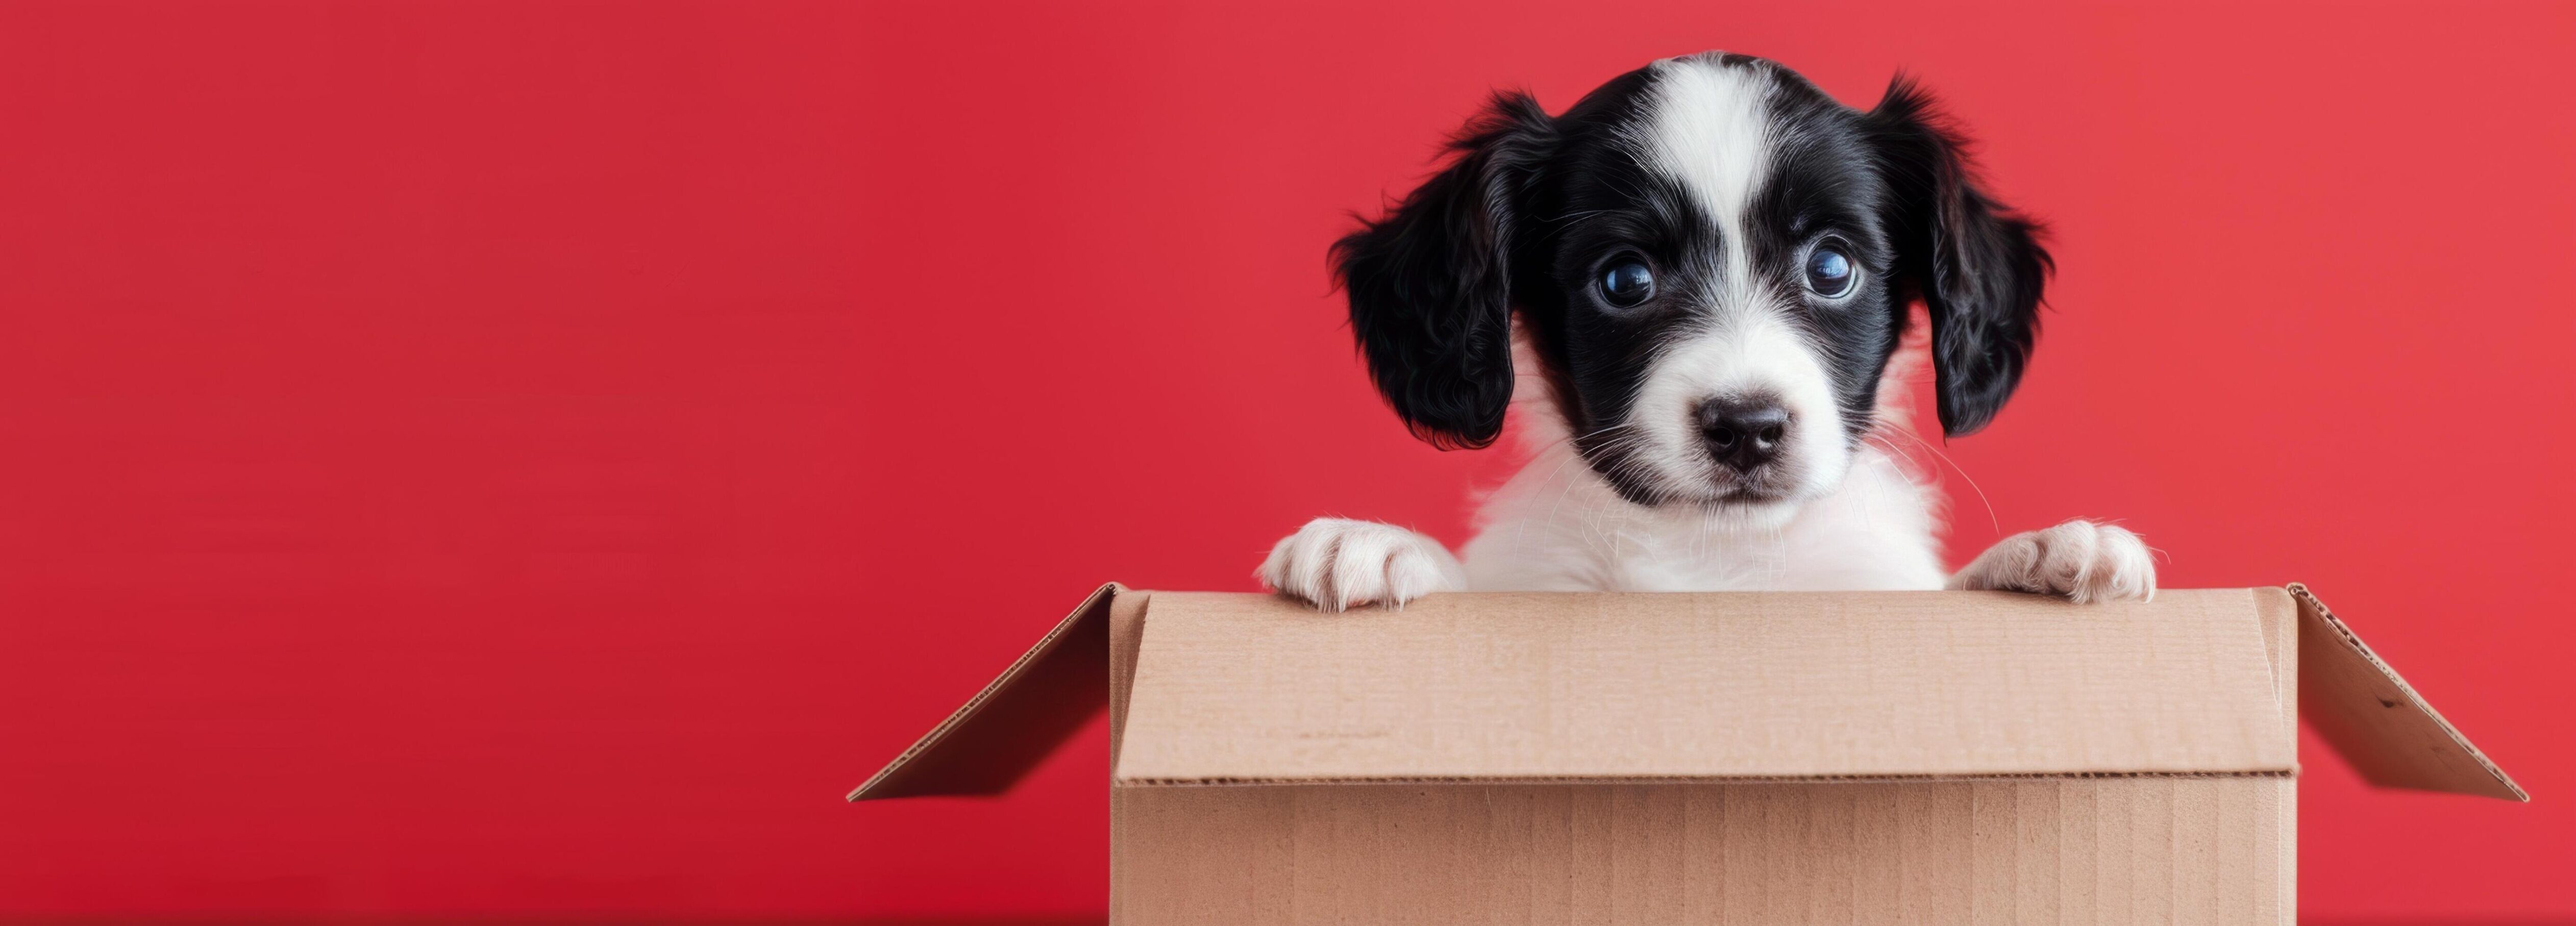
[1528,59,1903,517]
[1338,53,2049,522]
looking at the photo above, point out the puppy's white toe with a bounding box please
[1259,518,1465,611]
[1949,519,2156,603]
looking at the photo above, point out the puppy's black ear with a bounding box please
[1333,92,1554,449]
[1868,77,2053,437]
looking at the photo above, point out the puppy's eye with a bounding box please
[1599,261,1655,308]
[1804,245,1855,298]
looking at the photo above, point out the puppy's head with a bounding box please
[1337,52,2048,524]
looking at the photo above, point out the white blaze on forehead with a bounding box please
[1632,57,1774,295]
[1615,59,1855,508]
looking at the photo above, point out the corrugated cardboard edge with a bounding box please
[1117,769,2295,787]
[847,582,1122,801]
[1107,586,1151,765]
[2248,586,2301,922]
[2289,583,2527,802]
[1106,588,1152,926]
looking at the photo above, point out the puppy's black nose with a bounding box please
[1696,398,1790,471]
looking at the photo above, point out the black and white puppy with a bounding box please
[1262,52,2153,610]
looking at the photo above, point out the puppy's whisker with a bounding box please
[1875,424,1999,536]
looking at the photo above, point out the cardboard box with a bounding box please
[853,584,2524,924]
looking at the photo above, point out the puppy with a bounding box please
[1262,52,2153,610]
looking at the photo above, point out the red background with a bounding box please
[3,1,2570,921]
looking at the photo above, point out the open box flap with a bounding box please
[2290,584,2527,802]
[847,583,1121,801]
[1113,589,2297,784]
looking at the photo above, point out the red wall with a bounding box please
[3,1,2570,920]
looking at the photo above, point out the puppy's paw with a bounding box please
[1258,518,1465,612]
[1948,519,2156,604]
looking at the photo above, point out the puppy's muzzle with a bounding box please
[1696,396,1791,472]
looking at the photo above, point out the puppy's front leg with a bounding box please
[1948,519,2157,603]
[1259,518,1467,611]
